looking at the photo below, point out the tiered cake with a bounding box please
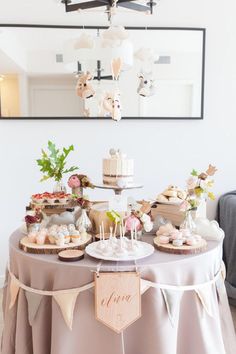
[103,149,134,187]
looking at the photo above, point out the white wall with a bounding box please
[0,0,236,281]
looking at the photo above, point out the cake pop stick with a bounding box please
[101,221,105,242]
[99,225,102,242]
[114,221,117,236]
[119,224,123,249]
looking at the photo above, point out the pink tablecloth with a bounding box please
[1,229,236,354]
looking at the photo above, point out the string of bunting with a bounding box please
[7,263,225,331]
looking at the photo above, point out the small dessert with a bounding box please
[159,235,170,244]
[170,230,182,240]
[36,232,46,245]
[181,228,192,238]
[173,239,184,247]
[71,230,81,244]
[55,232,65,247]
[186,237,197,246]
[157,185,187,205]
[28,231,37,243]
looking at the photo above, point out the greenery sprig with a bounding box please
[37,141,79,182]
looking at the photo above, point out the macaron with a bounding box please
[173,239,183,247]
[159,236,170,244]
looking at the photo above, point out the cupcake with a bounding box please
[71,230,81,244]
[28,231,37,243]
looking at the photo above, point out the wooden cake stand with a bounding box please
[20,234,92,255]
[153,236,207,255]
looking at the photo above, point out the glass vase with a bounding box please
[53,181,67,194]
[76,209,92,233]
[180,209,196,234]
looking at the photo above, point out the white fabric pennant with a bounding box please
[25,291,43,326]
[195,284,214,317]
[161,289,183,327]
[140,279,151,295]
[53,292,80,330]
[9,275,20,309]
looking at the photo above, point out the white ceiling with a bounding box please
[0,0,163,26]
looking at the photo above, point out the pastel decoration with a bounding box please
[125,215,142,232]
[100,90,122,121]
[53,291,80,330]
[25,292,43,326]
[9,275,20,309]
[68,175,81,189]
[137,72,156,97]
[111,57,123,80]
[76,71,95,100]
[195,284,214,317]
[173,239,183,247]
[74,32,94,49]
[194,218,224,241]
[161,289,183,327]
[135,47,159,63]
[159,236,170,244]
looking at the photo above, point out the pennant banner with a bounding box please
[53,292,80,331]
[25,292,43,326]
[7,265,223,330]
[161,289,183,327]
[9,275,20,309]
[195,284,214,317]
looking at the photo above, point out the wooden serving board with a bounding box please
[19,234,92,254]
[153,236,207,255]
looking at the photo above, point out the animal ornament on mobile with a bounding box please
[137,71,157,97]
[100,90,122,122]
[76,71,95,99]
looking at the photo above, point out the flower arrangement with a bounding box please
[68,174,94,195]
[181,164,217,212]
[126,210,153,233]
[75,197,93,210]
[37,141,78,183]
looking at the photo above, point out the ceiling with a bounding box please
[0,0,162,26]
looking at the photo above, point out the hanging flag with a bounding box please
[161,289,183,327]
[195,284,214,317]
[25,292,43,326]
[9,275,20,309]
[53,292,80,330]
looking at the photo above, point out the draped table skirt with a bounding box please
[1,229,236,354]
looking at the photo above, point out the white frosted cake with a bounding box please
[103,149,134,187]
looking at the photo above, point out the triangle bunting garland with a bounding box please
[25,292,43,326]
[161,289,183,327]
[53,292,80,330]
[195,284,214,317]
[9,275,20,309]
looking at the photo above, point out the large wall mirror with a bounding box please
[0,25,205,119]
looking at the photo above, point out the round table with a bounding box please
[1,230,236,354]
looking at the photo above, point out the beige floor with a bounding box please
[0,289,235,339]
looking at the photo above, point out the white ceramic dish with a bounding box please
[85,239,154,261]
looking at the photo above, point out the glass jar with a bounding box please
[76,209,92,233]
[53,181,67,193]
[180,209,197,234]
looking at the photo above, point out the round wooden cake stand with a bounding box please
[19,234,92,255]
[153,236,207,255]
[94,184,143,195]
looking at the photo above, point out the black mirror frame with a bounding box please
[0,24,206,120]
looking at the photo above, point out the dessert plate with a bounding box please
[85,240,154,261]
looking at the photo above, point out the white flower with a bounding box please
[186,176,198,190]
[140,213,150,223]
[143,222,153,232]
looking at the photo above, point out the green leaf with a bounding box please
[191,169,198,177]
[106,210,121,224]
[36,141,79,182]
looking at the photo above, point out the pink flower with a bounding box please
[186,176,197,190]
[125,215,142,231]
[179,200,190,212]
[68,175,81,188]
